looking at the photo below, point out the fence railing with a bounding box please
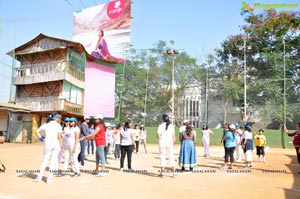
[14,61,85,85]
[16,98,83,115]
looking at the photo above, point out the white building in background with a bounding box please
[178,83,240,129]
[178,84,203,128]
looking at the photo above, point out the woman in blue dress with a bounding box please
[178,125,197,171]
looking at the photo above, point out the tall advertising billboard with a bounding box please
[73,0,131,118]
[73,0,131,63]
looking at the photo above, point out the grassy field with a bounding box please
[145,127,295,149]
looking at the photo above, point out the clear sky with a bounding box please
[0,0,298,102]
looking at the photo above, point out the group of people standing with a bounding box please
[220,123,268,169]
[33,112,300,183]
[175,120,268,171]
[33,113,148,183]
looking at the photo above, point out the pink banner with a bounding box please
[83,61,115,118]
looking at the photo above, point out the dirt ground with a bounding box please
[0,143,299,199]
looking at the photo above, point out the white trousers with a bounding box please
[140,138,147,152]
[202,138,210,156]
[58,142,80,174]
[37,147,59,180]
[245,150,253,162]
[159,144,175,167]
[235,143,242,160]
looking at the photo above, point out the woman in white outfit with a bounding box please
[57,118,71,168]
[34,113,63,183]
[157,114,176,178]
[60,117,81,176]
[139,125,147,153]
[235,123,243,161]
[241,124,253,168]
[201,123,213,158]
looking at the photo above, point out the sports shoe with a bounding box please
[172,173,177,178]
[220,166,226,170]
[46,178,53,184]
[96,172,107,177]
[127,168,134,173]
[158,172,165,178]
[120,168,124,172]
[33,178,41,183]
[71,172,81,177]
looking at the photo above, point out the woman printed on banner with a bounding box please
[91,30,124,63]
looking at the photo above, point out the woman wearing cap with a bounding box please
[120,121,136,171]
[157,114,176,178]
[34,113,63,183]
[286,123,300,174]
[201,123,214,158]
[221,124,236,169]
[63,117,80,177]
[235,123,243,161]
[139,125,147,153]
[179,125,197,171]
[57,117,71,167]
[241,124,253,168]
[84,115,107,177]
[221,123,230,159]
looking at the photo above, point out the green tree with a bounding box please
[214,10,300,127]
[116,41,200,126]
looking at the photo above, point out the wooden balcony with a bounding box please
[16,98,83,116]
[13,61,85,89]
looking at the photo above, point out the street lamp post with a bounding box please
[166,40,178,126]
[240,35,251,123]
[205,67,208,124]
[118,59,126,122]
[242,36,247,123]
[282,40,286,148]
[143,59,150,125]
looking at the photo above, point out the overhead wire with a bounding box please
[79,0,87,8]
[64,0,76,12]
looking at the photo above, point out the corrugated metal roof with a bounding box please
[0,102,31,112]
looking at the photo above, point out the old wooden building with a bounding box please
[7,34,118,143]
